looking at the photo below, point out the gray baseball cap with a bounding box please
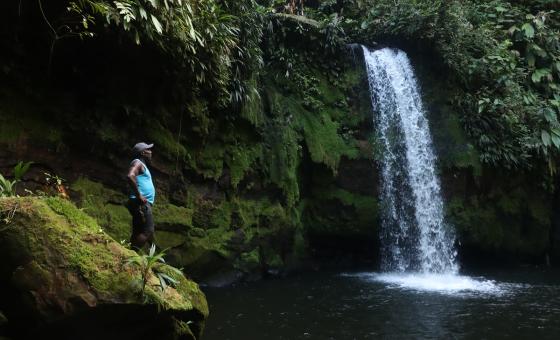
[132,142,154,154]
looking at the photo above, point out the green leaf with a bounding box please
[139,7,147,20]
[13,161,33,181]
[530,43,547,58]
[544,108,558,123]
[158,273,178,285]
[551,134,560,149]
[541,130,551,146]
[526,52,535,68]
[151,15,163,34]
[148,243,156,256]
[189,25,197,40]
[532,68,550,83]
[157,273,168,290]
[521,23,535,39]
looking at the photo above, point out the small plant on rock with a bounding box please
[0,161,33,197]
[44,172,70,199]
[125,244,182,301]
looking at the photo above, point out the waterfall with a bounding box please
[362,46,458,274]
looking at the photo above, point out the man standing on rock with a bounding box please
[126,142,156,250]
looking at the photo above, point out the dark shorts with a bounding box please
[126,199,154,235]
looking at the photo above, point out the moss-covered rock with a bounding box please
[71,177,131,242]
[0,197,208,339]
[445,172,551,263]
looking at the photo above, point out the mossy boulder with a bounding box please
[0,197,208,340]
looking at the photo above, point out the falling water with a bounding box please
[362,46,458,274]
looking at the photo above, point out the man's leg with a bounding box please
[127,199,147,250]
[130,203,155,251]
[143,203,155,247]
[130,232,149,249]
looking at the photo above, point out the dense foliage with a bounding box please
[3,0,560,190]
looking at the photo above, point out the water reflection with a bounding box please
[343,272,502,295]
[203,270,560,340]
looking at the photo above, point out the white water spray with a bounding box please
[362,46,458,274]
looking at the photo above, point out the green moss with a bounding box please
[529,199,550,226]
[448,197,503,249]
[301,112,359,172]
[234,249,260,272]
[210,203,232,230]
[179,227,234,265]
[303,186,378,236]
[187,98,212,136]
[261,52,367,205]
[71,177,130,241]
[326,189,378,223]
[447,188,551,257]
[45,196,100,231]
[155,230,189,249]
[153,203,193,229]
[496,188,522,215]
[261,247,284,269]
[33,199,130,296]
[225,144,261,188]
[260,113,301,206]
[239,77,264,127]
[191,199,230,230]
[172,195,299,276]
[437,112,481,173]
[148,121,188,161]
[193,143,225,180]
[0,104,62,145]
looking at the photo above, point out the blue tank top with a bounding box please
[130,159,155,204]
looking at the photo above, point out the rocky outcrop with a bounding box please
[0,197,208,339]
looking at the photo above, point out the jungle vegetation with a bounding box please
[18,0,558,172]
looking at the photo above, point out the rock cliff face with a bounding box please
[0,197,208,339]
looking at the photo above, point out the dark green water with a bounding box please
[202,268,560,339]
